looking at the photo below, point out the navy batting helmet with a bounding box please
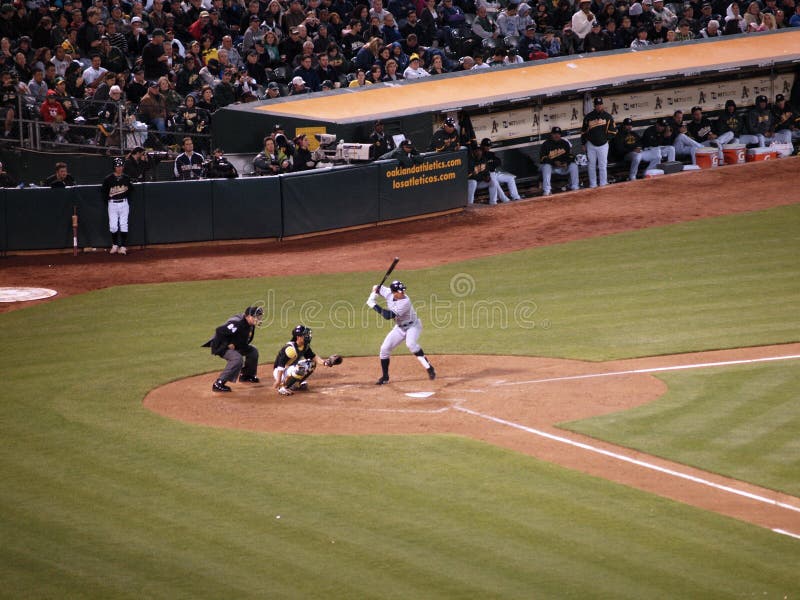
[390,280,406,293]
[292,324,312,343]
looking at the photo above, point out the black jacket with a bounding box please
[203,313,256,356]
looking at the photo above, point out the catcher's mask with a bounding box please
[390,280,406,293]
[245,306,264,326]
[292,324,312,345]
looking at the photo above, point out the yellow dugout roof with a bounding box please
[253,30,800,123]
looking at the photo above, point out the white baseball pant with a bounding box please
[379,320,423,359]
[467,174,502,204]
[108,199,129,233]
[540,162,579,195]
[495,171,521,200]
[625,148,661,180]
[586,141,609,188]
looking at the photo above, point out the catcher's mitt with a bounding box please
[324,354,343,367]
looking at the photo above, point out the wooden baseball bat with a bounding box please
[376,257,400,289]
[72,206,78,257]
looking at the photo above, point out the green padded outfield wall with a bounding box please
[211,177,282,240]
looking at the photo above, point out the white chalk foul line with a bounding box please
[773,529,800,540]
[502,354,800,386]
[454,406,800,525]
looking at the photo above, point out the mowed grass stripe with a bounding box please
[562,362,800,496]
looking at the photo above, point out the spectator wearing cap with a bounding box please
[279,26,305,66]
[571,0,596,39]
[519,24,546,60]
[369,119,396,160]
[583,20,613,51]
[40,89,66,124]
[429,116,459,152]
[539,125,579,196]
[581,96,616,188]
[481,137,521,201]
[652,0,677,28]
[241,14,263,54]
[471,4,499,40]
[283,0,309,32]
[383,138,423,166]
[139,79,168,140]
[213,69,237,108]
[698,2,719,30]
[265,81,283,99]
[142,28,170,80]
[560,21,582,54]
[289,75,310,94]
[497,0,526,36]
[403,52,429,78]
[127,17,150,59]
[649,15,668,42]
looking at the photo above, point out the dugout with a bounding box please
[213,30,800,177]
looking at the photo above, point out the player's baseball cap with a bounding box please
[480,138,492,147]
[725,99,736,108]
[267,81,280,90]
[443,117,456,127]
[756,95,768,103]
[400,139,412,146]
[550,126,562,134]
[321,79,334,89]
[691,105,702,112]
[776,93,785,102]
[655,117,667,125]
[131,16,142,23]
[622,117,633,125]
[593,97,603,105]
[409,53,419,61]
[113,157,124,167]
[273,123,283,131]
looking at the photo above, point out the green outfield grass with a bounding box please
[2,204,799,598]
[562,361,800,497]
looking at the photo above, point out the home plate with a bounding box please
[405,391,435,398]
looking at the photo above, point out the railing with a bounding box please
[13,94,213,155]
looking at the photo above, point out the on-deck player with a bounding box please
[367,280,435,385]
[101,157,134,255]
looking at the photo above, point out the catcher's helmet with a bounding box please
[390,280,406,293]
[292,324,312,344]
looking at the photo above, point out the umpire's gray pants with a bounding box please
[219,346,259,382]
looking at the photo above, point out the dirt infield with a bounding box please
[145,345,800,535]
[5,157,800,536]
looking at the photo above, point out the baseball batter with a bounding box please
[367,280,435,385]
[101,157,134,255]
[272,325,339,395]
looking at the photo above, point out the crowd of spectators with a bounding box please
[0,0,797,159]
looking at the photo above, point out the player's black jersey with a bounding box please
[273,341,316,369]
[581,110,616,146]
[101,173,134,201]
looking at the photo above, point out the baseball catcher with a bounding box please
[202,306,263,393]
[272,325,342,395]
